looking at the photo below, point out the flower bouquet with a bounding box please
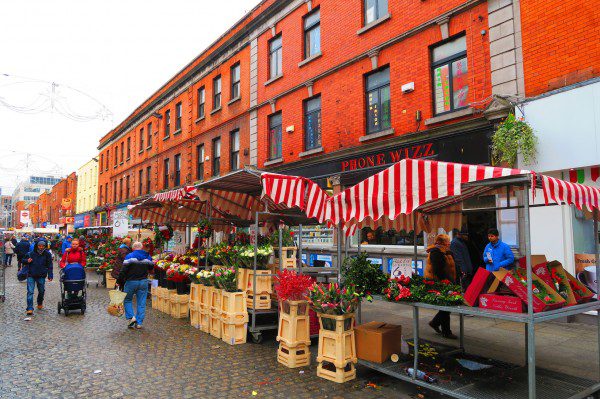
[214,268,239,292]
[238,244,273,270]
[196,270,214,286]
[197,218,214,239]
[307,283,360,316]
[275,269,314,302]
[384,275,464,306]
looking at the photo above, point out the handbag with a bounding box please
[17,263,30,282]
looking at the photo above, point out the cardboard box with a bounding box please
[497,269,566,312]
[479,293,524,313]
[549,261,594,303]
[355,322,402,364]
[546,261,577,306]
[464,268,494,307]
[518,255,548,269]
[530,262,554,286]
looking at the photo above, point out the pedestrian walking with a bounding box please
[4,238,15,266]
[426,234,457,339]
[450,228,473,290]
[111,237,132,289]
[60,238,87,269]
[22,239,53,315]
[15,235,31,271]
[61,236,73,255]
[118,241,153,329]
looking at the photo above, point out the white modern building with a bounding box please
[11,175,62,206]
[519,78,600,275]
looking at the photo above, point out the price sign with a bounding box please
[390,258,413,278]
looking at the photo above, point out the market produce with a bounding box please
[384,275,464,306]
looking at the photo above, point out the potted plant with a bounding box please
[274,270,314,362]
[341,252,388,301]
[491,113,537,167]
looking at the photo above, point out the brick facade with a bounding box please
[520,0,600,96]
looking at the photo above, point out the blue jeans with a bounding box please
[4,254,13,265]
[123,279,148,325]
[27,277,46,311]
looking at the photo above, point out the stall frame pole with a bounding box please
[523,181,536,399]
[594,208,599,385]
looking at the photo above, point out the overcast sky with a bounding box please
[0,0,259,195]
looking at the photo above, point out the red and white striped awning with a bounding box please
[153,186,198,202]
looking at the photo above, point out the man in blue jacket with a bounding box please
[24,239,53,315]
[483,228,514,272]
[61,236,72,255]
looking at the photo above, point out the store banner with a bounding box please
[74,214,85,229]
[20,210,31,224]
[84,214,91,228]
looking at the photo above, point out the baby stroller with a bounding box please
[58,263,87,316]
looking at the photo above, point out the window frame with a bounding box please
[175,102,182,131]
[164,109,171,137]
[268,112,283,160]
[268,35,283,79]
[147,123,153,148]
[230,129,240,171]
[197,86,205,119]
[120,142,124,164]
[363,0,388,26]
[197,144,205,181]
[146,166,152,194]
[138,169,144,196]
[174,153,181,187]
[125,175,130,199]
[430,34,468,116]
[126,137,131,160]
[304,95,322,151]
[212,137,221,177]
[113,181,117,203]
[365,66,392,135]
[139,128,145,151]
[163,158,170,189]
[230,63,241,100]
[303,8,321,59]
[213,75,222,110]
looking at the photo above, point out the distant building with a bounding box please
[12,175,62,206]
[0,195,12,228]
[75,158,99,228]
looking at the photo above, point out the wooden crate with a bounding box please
[199,285,210,310]
[200,308,211,333]
[220,291,249,324]
[170,294,189,319]
[210,313,222,338]
[317,361,356,383]
[246,270,272,294]
[190,307,201,328]
[274,247,298,269]
[247,293,272,310]
[277,343,310,368]
[316,313,357,369]
[237,268,249,292]
[151,286,158,309]
[190,283,203,304]
[106,272,116,289]
[277,300,310,348]
[210,288,223,313]
[221,321,247,345]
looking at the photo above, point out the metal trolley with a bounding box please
[0,242,5,302]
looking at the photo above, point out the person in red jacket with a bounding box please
[60,238,87,269]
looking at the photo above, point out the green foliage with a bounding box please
[491,113,537,166]
[269,228,296,248]
[341,252,388,300]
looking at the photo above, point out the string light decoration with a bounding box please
[0,73,113,122]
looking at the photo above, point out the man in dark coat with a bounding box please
[451,228,474,290]
[15,236,31,271]
[23,239,53,315]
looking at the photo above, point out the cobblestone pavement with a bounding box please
[0,264,425,399]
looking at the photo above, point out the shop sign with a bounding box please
[387,258,424,276]
[341,143,435,172]
[74,214,85,229]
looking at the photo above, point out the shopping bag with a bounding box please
[107,289,127,317]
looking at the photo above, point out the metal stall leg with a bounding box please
[594,209,600,389]
[459,314,465,352]
[298,224,303,274]
[412,306,420,380]
[524,182,536,399]
[250,211,260,343]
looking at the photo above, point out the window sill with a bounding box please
[210,107,222,115]
[173,129,182,136]
[125,158,130,162]
[138,150,144,154]
[359,128,395,142]
[113,165,117,169]
[357,13,391,35]
[195,116,205,124]
[264,74,283,86]
[119,162,124,166]
[298,147,323,157]
[298,52,322,68]
[228,96,241,106]
[146,146,152,151]
[163,135,170,141]
[425,107,473,126]
[264,157,283,166]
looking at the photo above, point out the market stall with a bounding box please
[262,158,600,398]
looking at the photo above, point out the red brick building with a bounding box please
[47,173,77,228]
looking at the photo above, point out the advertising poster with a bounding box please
[575,253,598,297]
[112,209,129,238]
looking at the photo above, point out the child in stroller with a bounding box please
[58,263,86,316]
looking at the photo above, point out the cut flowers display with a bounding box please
[384,275,464,306]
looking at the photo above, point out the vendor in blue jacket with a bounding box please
[24,239,53,315]
[483,228,514,272]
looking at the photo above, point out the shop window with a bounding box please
[197,86,205,119]
[163,158,170,189]
[496,194,518,247]
[213,76,222,110]
[230,63,240,100]
[174,154,181,186]
[164,109,171,137]
[431,35,468,115]
[147,123,153,148]
[175,102,182,131]
[365,67,391,134]
[197,144,205,180]
[364,0,388,25]
[304,9,320,59]
[269,35,283,79]
[230,130,240,171]
[358,227,424,247]
[304,96,321,150]
[212,137,221,177]
[268,112,282,160]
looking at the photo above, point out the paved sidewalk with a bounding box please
[1,262,597,398]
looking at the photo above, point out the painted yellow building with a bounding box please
[76,158,99,215]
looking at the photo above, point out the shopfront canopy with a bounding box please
[260,158,600,236]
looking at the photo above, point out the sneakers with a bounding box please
[37,304,43,310]
[135,324,143,330]
[127,317,137,329]
[26,310,33,316]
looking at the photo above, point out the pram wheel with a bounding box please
[64,308,69,317]
[57,302,61,314]
[81,305,86,315]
